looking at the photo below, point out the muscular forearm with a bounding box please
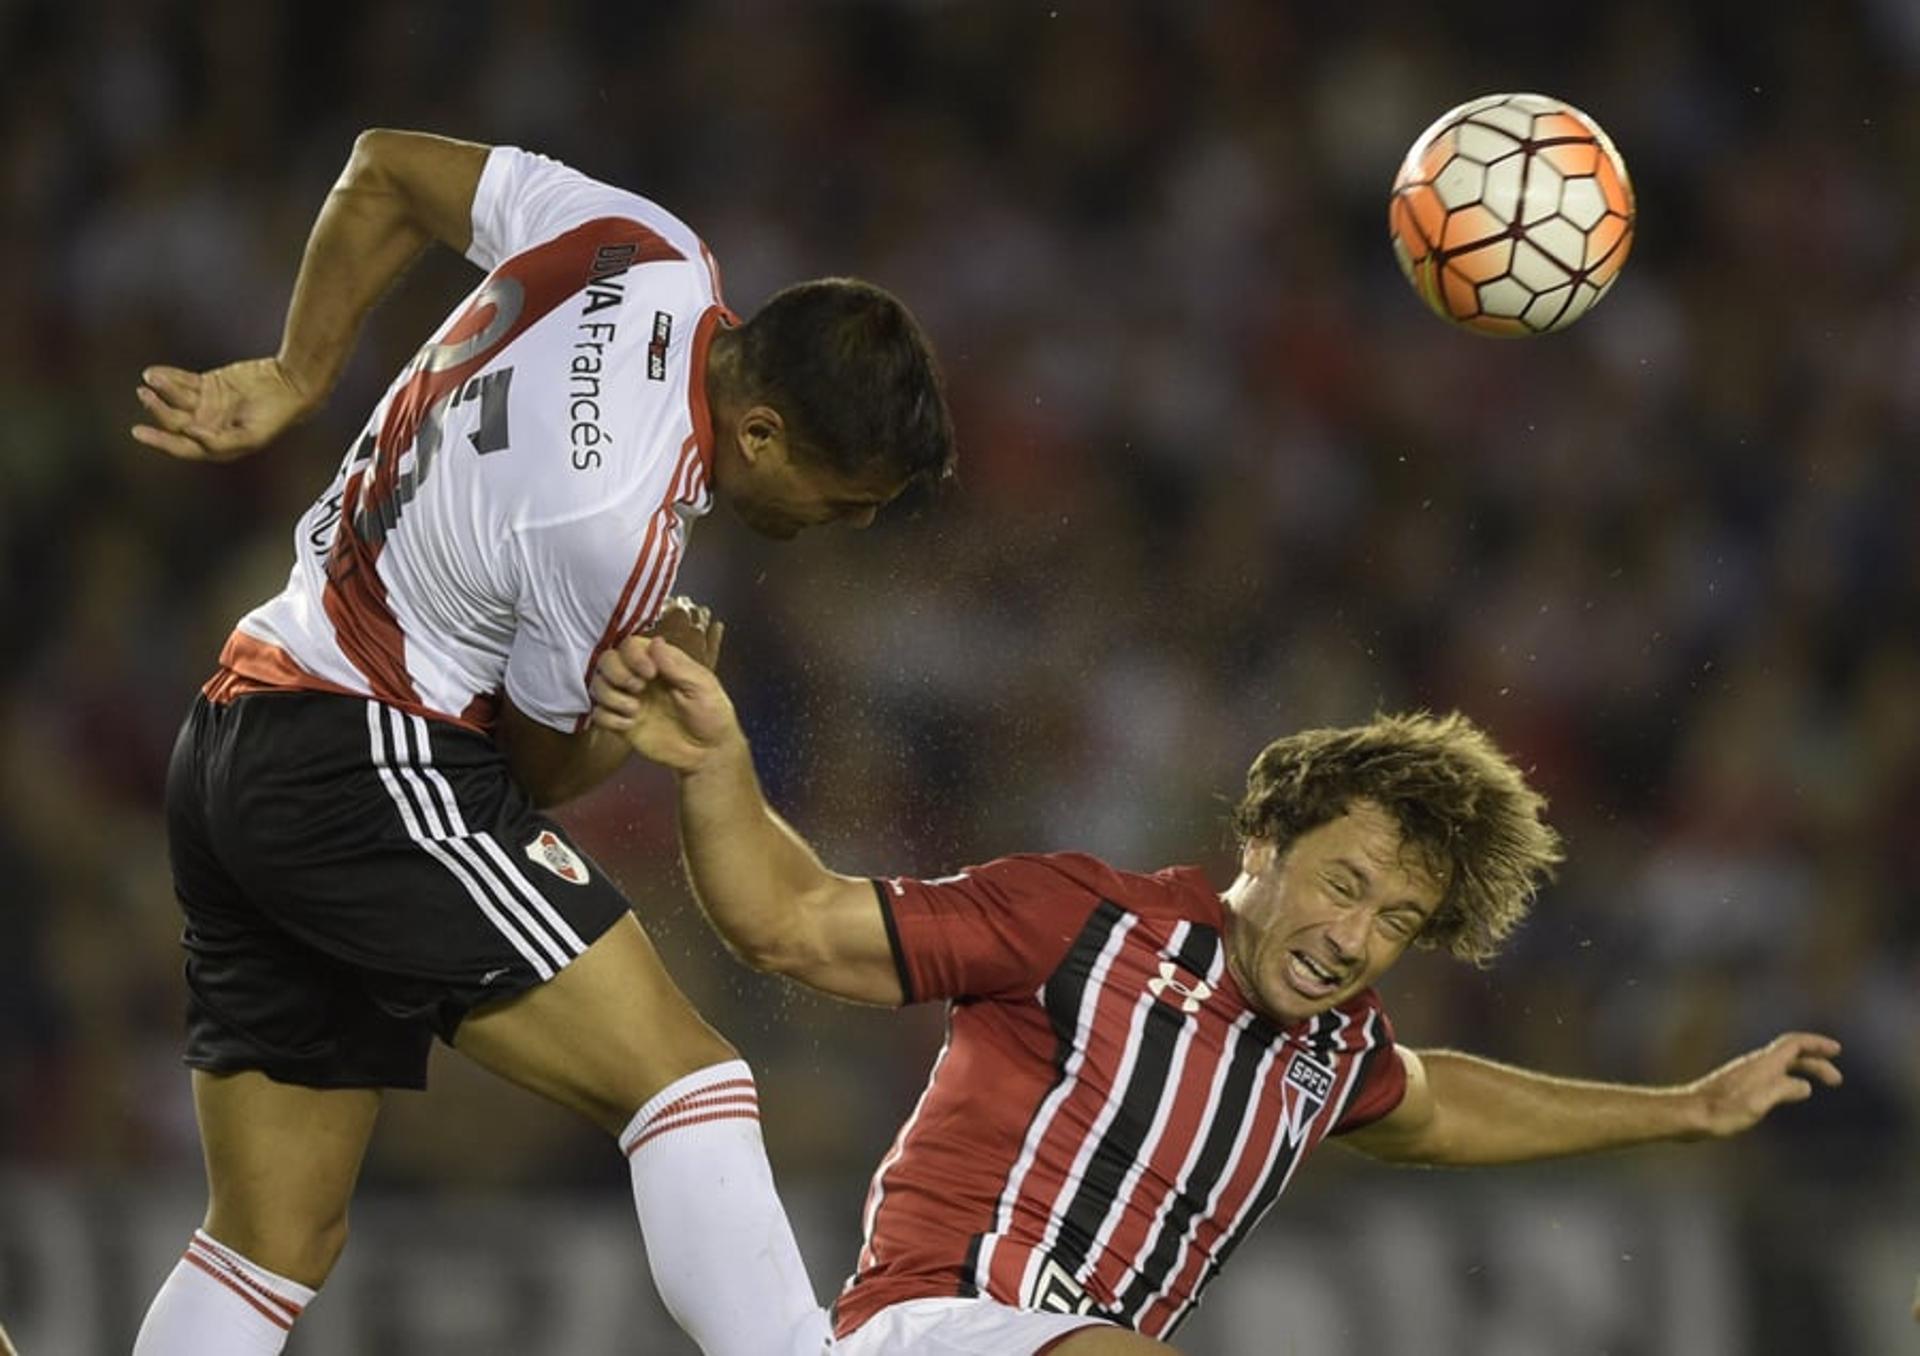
[277,130,485,404]
[498,714,632,809]
[1406,1049,1706,1165]
[676,740,844,970]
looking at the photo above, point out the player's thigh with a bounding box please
[193,1069,382,1286]
[452,911,736,1135]
[1046,1328,1183,1355]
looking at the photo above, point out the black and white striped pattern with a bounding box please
[969,902,1137,1299]
[364,701,587,980]
[1039,923,1222,1284]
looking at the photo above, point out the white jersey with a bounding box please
[211,146,731,733]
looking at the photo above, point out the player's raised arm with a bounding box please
[592,628,906,1006]
[1341,1033,1843,1166]
[132,128,491,463]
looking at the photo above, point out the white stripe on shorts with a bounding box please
[364,702,577,979]
[401,712,588,955]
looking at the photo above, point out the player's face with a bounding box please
[728,457,903,540]
[1223,800,1444,1026]
[720,412,906,540]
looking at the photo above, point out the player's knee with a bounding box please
[204,1205,352,1289]
[609,1039,744,1135]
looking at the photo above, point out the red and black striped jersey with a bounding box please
[208,147,731,734]
[834,852,1406,1342]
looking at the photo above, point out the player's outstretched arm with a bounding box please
[592,629,906,1006]
[133,128,490,462]
[1342,1033,1842,1166]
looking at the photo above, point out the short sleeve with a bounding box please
[467,146,704,278]
[878,854,1109,1004]
[1331,1008,1408,1134]
[503,510,665,732]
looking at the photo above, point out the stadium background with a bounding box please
[2,1,1915,1352]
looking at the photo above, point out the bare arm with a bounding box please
[1343,1034,1843,1166]
[497,600,727,809]
[591,630,905,1005]
[495,701,639,810]
[133,128,492,462]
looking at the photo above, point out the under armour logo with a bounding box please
[1147,961,1214,1013]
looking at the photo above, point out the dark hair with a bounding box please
[1231,711,1564,966]
[734,277,956,487]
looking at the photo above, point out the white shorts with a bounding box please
[837,1296,1115,1355]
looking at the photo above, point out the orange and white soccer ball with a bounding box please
[1389,93,1634,336]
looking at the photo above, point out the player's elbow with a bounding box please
[714,895,832,980]
[721,920,813,977]
[346,128,408,188]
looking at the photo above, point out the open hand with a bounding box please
[132,358,317,461]
[1685,1032,1842,1138]
[591,602,740,773]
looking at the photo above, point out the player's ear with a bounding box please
[1239,838,1277,878]
[736,406,788,468]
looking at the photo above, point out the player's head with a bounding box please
[1223,711,1562,1024]
[710,278,955,540]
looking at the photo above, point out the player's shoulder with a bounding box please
[472,145,721,300]
[970,852,1222,924]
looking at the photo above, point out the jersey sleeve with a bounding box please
[502,508,666,732]
[876,855,1109,1004]
[467,146,704,277]
[1331,1005,1408,1134]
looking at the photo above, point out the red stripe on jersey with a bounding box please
[1083,974,1234,1301]
[1137,1012,1370,1338]
[325,216,685,709]
[973,915,1134,1303]
[572,412,714,733]
[686,305,730,485]
[698,240,727,311]
[205,630,494,732]
[1131,1046,1291,1336]
[202,632,356,705]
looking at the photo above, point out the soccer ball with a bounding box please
[1388,93,1635,336]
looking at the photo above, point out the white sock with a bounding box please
[133,1229,315,1355]
[621,1059,832,1355]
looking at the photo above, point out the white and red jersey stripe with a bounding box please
[209,146,732,733]
[834,853,1406,1342]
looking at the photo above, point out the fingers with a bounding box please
[1789,1055,1843,1088]
[589,705,634,734]
[1776,1032,1841,1058]
[134,366,215,459]
[135,382,197,429]
[647,635,706,681]
[603,638,660,687]
[143,365,203,400]
[589,673,643,719]
[131,422,213,460]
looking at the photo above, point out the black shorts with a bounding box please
[165,689,632,1089]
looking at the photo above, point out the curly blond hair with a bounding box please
[1231,711,1563,966]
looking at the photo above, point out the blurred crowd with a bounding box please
[2,0,1914,1234]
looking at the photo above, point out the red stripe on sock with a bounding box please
[622,1088,759,1151]
[183,1252,296,1331]
[188,1237,305,1322]
[646,1078,757,1122]
[623,1107,762,1157]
